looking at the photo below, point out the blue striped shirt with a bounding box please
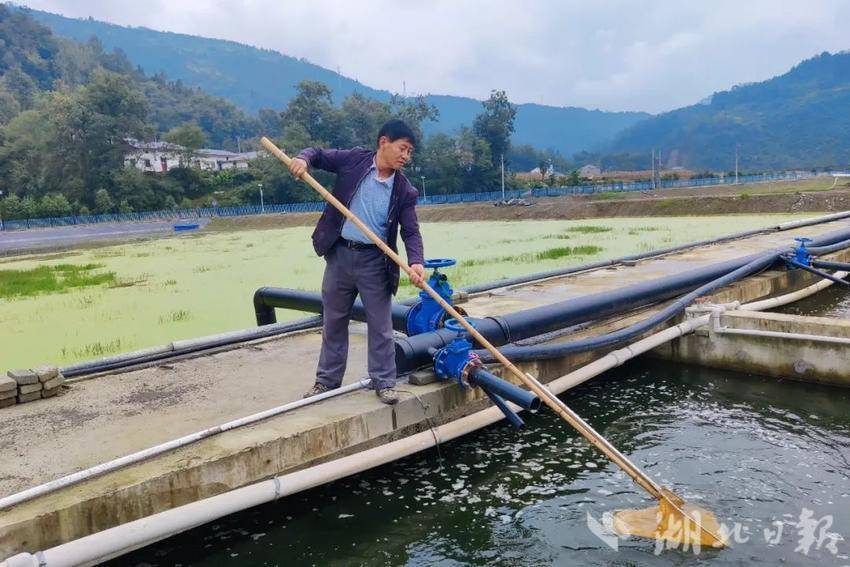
[341,161,394,243]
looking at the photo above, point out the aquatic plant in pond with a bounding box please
[563,225,612,234]
[535,245,603,261]
[0,263,115,298]
[0,214,817,370]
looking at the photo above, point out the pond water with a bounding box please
[113,358,850,566]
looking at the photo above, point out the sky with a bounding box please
[16,0,850,114]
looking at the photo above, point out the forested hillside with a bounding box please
[606,51,850,170]
[26,6,649,156]
[0,6,548,220]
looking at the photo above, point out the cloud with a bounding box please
[17,0,850,113]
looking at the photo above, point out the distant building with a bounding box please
[579,164,601,178]
[194,149,258,172]
[124,140,183,173]
[124,139,257,173]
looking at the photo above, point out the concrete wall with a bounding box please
[654,310,850,387]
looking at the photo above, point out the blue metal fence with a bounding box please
[0,171,813,231]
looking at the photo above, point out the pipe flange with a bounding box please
[459,355,483,388]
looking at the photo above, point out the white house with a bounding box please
[579,164,602,178]
[124,140,257,173]
[193,149,258,171]
[124,140,183,173]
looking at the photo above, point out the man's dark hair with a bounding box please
[376,119,417,147]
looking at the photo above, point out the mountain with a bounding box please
[25,7,649,157]
[607,51,850,170]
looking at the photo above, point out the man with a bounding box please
[289,119,426,405]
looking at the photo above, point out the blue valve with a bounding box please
[432,318,480,387]
[406,258,461,335]
[793,237,812,266]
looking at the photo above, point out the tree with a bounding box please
[93,188,114,214]
[37,193,72,217]
[538,159,548,181]
[280,80,337,145]
[164,122,207,166]
[473,90,516,167]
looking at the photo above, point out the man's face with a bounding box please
[378,136,414,170]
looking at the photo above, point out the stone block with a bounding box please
[0,375,16,392]
[17,391,41,403]
[0,389,17,401]
[42,375,65,391]
[0,397,16,409]
[409,369,438,386]
[41,388,58,399]
[33,366,59,383]
[7,369,38,386]
[19,383,43,395]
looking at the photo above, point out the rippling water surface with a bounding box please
[114,357,850,566]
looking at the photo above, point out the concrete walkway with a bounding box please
[0,219,210,254]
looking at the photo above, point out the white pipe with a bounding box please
[741,271,848,311]
[0,379,374,511]
[3,260,846,565]
[1,398,515,567]
[712,326,850,345]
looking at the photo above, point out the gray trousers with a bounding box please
[316,242,396,390]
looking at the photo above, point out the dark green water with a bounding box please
[777,284,850,319]
[112,358,850,566]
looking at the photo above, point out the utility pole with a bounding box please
[258,183,264,213]
[420,176,426,202]
[734,145,739,185]
[651,149,656,190]
[501,153,505,200]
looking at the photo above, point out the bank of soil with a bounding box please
[209,180,850,233]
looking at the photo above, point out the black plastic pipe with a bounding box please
[253,287,413,332]
[62,316,323,378]
[811,259,850,272]
[475,252,780,362]
[807,237,850,256]
[482,388,525,429]
[397,225,850,371]
[468,367,541,411]
[784,258,850,287]
[395,252,767,372]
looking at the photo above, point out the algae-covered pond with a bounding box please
[111,359,850,566]
[0,214,814,370]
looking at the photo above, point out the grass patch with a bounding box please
[535,245,603,261]
[107,276,148,288]
[588,191,625,200]
[163,279,178,287]
[63,338,123,359]
[159,309,192,324]
[0,263,115,298]
[564,225,612,234]
[739,192,751,200]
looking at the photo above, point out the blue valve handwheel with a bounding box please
[423,258,456,269]
[444,317,475,334]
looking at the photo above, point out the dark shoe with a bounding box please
[376,388,399,405]
[303,382,334,399]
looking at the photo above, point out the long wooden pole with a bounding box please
[260,137,724,545]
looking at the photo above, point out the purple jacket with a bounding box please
[297,146,425,294]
